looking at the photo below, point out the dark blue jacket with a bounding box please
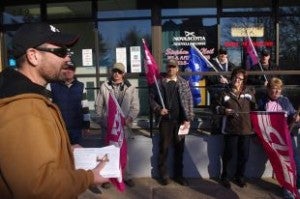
[50,79,90,132]
[257,94,296,125]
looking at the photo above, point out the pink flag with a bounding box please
[244,36,259,70]
[142,39,160,85]
[106,93,127,192]
[250,111,298,198]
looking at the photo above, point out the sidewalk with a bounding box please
[79,177,282,199]
[79,128,283,199]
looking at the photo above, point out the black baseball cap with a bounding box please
[12,23,79,58]
[218,48,227,55]
[261,49,270,56]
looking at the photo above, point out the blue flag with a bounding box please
[188,45,209,81]
[187,45,209,106]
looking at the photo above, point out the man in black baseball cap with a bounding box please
[0,23,109,198]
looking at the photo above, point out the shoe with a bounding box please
[89,185,102,194]
[234,177,246,188]
[283,188,294,199]
[174,177,188,186]
[101,182,111,189]
[220,178,231,189]
[124,179,135,187]
[159,178,169,186]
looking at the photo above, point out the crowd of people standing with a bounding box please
[0,22,299,199]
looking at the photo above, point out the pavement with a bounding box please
[78,125,284,199]
[78,177,282,199]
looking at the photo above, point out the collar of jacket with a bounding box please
[0,68,52,99]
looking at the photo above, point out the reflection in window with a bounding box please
[86,81,95,101]
[222,0,271,12]
[279,6,300,15]
[52,22,96,72]
[220,17,274,67]
[222,7,271,12]
[47,2,92,19]
[279,15,299,77]
[3,4,40,24]
[162,8,216,17]
[97,20,151,71]
[98,10,150,18]
[162,17,217,71]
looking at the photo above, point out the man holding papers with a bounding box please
[150,58,194,186]
[0,23,108,199]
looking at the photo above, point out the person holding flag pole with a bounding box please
[95,62,140,190]
[149,58,194,186]
[213,67,257,189]
[142,38,164,137]
[189,43,231,98]
[188,44,234,135]
[208,47,235,86]
[255,77,300,198]
[244,31,274,86]
[186,44,210,106]
[142,39,164,108]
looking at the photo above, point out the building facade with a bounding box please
[1,0,299,113]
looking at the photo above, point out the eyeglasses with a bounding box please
[234,76,244,81]
[35,47,72,58]
[112,69,124,74]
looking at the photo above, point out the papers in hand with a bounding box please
[73,145,121,179]
[178,123,190,135]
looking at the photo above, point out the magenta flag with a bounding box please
[244,36,259,70]
[106,93,126,192]
[250,111,298,198]
[142,39,160,85]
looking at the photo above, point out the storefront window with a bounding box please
[162,8,217,70]
[162,7,217,107]
[4,31,16,68]
[99,9,150,18]
[3,4,40,24]
[47,1,92,19]
[48,22,97,109]
[97,9,151,114]
[162,8,216,17]
[279,6,299,84]
[220,17,274,67]
[97,19,151,72]
[222,0,271,12]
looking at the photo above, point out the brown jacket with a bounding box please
[214,87,257,135]
[0,94,93,199]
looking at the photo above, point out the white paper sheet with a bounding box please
[73,145,121,178]
[178,123,190,135]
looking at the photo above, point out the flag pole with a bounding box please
[190,43,225,79]
[109,92,125,117]
[246,32,268,82]
[142,38,165,109]
[153,75,165,109]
